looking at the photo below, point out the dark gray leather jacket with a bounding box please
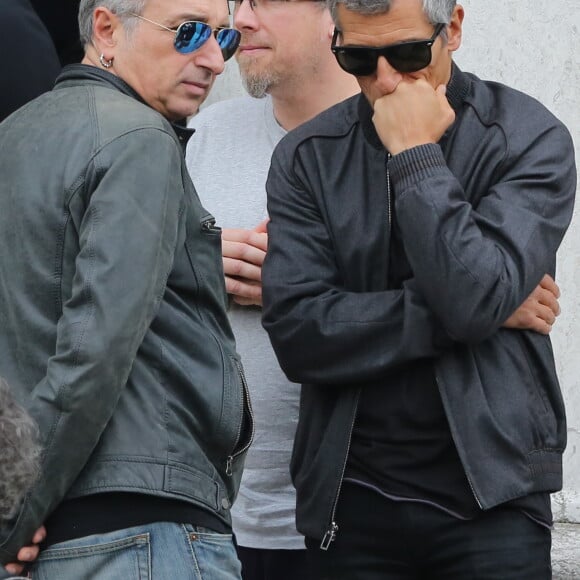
[0,65,253,562]
[263,65,576,544]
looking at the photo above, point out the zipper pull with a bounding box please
[226,456,233,476]
[320,521,338,551]
[201,218,221,233]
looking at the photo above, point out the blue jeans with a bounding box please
[30,522,242,580]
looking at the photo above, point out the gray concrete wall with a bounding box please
[208,0,580,522]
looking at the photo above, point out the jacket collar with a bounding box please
[55,64,195,148]
[359,62,471,150]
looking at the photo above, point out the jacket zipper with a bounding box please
[386,153,482,508]
[321,153,393,550]
[226,358,254,476]
[386,153,392,228]
[465,473,483,509]
[201,217,221,233]
[201,217,252,475]
[434,370,483,509]
[320,389,361,550]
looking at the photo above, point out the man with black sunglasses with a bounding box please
[261,0,576,578]
[0,0,251,578]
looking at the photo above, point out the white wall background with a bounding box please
[208,0,580,522]
[456,0,580,524]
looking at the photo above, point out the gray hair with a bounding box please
[78,0,148,47]
[327,0,456,27]
[0,378,41,522]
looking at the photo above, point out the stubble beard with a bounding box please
[239,61,281,99]
[237,42,321,99]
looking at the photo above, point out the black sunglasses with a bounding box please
[331,23,446,76]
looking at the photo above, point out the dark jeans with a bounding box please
[237,545,313,580]
[306,481,551,580]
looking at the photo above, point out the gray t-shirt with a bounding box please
[186,96,304,549]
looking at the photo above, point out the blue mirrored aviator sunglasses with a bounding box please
[131,14,241,60]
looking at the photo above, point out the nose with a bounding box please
[374,56,403,94]
[234,0,258,30]
[194,35,226,76]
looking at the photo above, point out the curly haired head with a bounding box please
[0,378,41,522]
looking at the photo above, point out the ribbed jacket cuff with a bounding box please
[389,143,447,191]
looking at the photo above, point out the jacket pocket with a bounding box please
[225,355,254,477]
[514,331,565,445]
[475,330,562,449]
[209,339,254,477]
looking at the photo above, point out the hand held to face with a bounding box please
[372,80,455,155]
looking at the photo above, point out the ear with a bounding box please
[321,7,335,40]
[446,4,464,53]
[92,7,121,54]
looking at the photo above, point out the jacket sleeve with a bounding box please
[390,122,576,343]
[262,145,454,386]
[0,128,185,562]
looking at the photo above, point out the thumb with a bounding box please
[436,84,455,127]
[254,218,269,233]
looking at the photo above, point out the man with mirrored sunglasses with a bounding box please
[186,0,359,578]
[0,0,251,578]
[261,0,576,578]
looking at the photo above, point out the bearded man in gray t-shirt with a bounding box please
[186,1,359,578]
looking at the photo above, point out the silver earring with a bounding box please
[99,54,113,69]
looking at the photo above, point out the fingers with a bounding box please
[223,256,262,283]
[4,563,25,575]
[520,294,557,327]
[504,307,551,334]
[530,302,557,330]
[222,231,267,283]
[225,276,262,306]
[502,275,562,334]
[221,227,267,306]
[4,525,46,575]
[373,79,455,154]
[233,295,262,307]
[539,273,561,299]
[222,228,267,255]
[33,525,47,544]
[526,317,552,336]
[16,543,40,562]
[537,287,561,317]
[530,283,561,318]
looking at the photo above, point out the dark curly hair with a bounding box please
[0,378,41,522]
